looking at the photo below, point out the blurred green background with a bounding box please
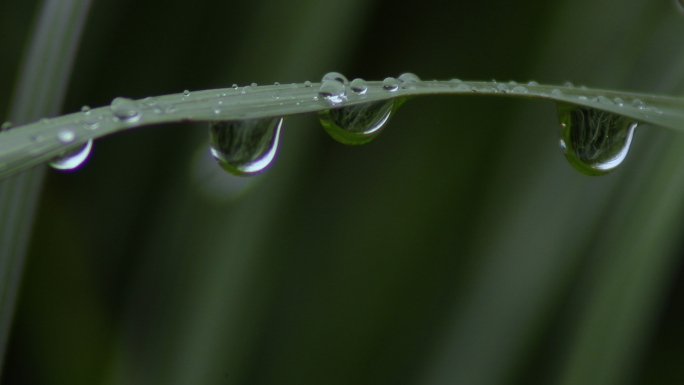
[2,0,684,384]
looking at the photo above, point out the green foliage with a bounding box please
[3,0,684,385]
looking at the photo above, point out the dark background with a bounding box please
[1,0,684,384]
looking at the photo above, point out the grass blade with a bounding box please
[0,0,91,371]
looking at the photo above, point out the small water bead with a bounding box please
[632,98,645,109]
[382,77,399,91]
[1,121,12,131]
[251,83,257,88]
[449,78,463,84]
[597,95,613,105]
[614,97,625,106]
[183,90,190,97]
[208,117,283,176]
[528,80,539,86]
[557,102,637,176]
[454,83,472,92]
[82,112,99,129]
[508,80,518,86]
[350,78,368,94]
[319,99,400,145]
[304,81,312,87]
[577,96,588,101]
[81,105,91,113]
[398,73,421,89]
[232,84,238,89]
[57,129,76,143]
[322,72,348,84]
[551,89,563,96]
[49,139,93,171]
[318,80,347,106]
[564,81,574,88]
[496,83,509,92]
[511,86,528,94]
[111,97,141,122]
[274,82,280,86]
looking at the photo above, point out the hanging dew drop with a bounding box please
[319,99,402,145]
[318,80,347,106]
[111,97,141,122]
[208,117,283,176]
[49,139,94,171]
[557,103,637,176]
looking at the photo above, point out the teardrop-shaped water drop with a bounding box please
[322,72,348,84]
[557,103,637,176]
[208,117,283,176]
[111,97,141,122]
[319,99,401,145]
[318,80,347,106]
[49,139,94,170]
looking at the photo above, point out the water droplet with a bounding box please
[81,105,91,113]
[454,83,472,92]
[319,99,400,145]
[527,80,539,86]
[577,96,588,101]
[511,86,528,94]
[449,78,463,84]
[350,78,368,94]
[551,89,563,96]
[274,82,280,86]
[496,83,509,92]
[49,139,93,170]
[322,72,348,84]
[142,97,157,106]
[251,83,258,88]
[614,97,625,106]
[1,121,13,131]
[382,77,399,91]
[304,81,312,87]
[597,95,613,105]
[183,90,190,97]
[81,111,99,129]
[398,73,420,89]
[57,129,76,143]
[632,98,645,109]
[232,84,238,89]
[557,103,637,176]
[111,97,141,122]
[318,80,347,106]
[208,117,283,176]
[564,81,574,88]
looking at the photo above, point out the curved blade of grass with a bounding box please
[2,80,683,181]
[0,0,91,371]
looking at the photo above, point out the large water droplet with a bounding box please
[49,139,94,170]
[557,103,637,176]
[319,99,400,145]
[208,117,283,176]
[318,80,347,106]
[111,97,141,122]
